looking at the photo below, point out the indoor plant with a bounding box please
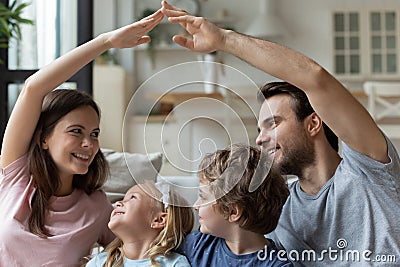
[0,1,33,63]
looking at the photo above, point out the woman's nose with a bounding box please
[81,136,94,148]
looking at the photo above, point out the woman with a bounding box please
[0,9,164,266]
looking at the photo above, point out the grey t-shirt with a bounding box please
[268,137,400,266]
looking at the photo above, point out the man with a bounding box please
[162,1,400,266]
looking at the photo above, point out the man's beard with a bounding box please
[275,136,316,178]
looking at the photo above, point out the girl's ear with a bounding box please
[150,212,168,229]
[228,204,242,223]
[305,112,323,137]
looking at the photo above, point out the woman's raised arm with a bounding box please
[0,10,164,168]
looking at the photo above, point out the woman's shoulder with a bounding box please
[0,154,30,187]
[0,154,28,176]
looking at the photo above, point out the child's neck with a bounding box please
[224,230,270,255]
[122,239,154,260]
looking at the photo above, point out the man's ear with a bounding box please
[150,212,168,229]
[305,112,323,137]
[228,204,242,223]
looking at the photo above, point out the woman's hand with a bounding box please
[103,9,164,49]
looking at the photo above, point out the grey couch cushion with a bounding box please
[102,149,163,202]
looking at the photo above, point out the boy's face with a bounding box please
[194,179,232,237]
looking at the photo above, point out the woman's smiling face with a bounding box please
[42,105,100,181]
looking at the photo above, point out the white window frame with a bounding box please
[333,8,400,82]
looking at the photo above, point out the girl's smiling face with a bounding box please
[109,185,161,238]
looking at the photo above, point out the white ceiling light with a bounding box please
[246,0,288,38]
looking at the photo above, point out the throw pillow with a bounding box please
[101,149,163,202]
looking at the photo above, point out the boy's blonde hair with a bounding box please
[198,144,289,234]
[103,181,194,267]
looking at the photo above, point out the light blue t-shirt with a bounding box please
[178,230,293,266]
[86,251,190,267]
[268,137,400,266]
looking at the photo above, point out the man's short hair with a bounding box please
[257,81,339,152]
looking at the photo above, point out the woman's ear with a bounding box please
[150,212,168,229]
[41,138,49,150]
[305,112,323,137]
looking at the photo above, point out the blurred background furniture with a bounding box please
[93,65,127,151]
[363,81,400,139]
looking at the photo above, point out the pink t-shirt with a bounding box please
[0,155,115,267]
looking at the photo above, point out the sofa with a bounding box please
[101,148,163,203]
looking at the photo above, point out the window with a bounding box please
[8,0,78,70]
[0,0,93,150]
[333,12,361,75]
[333,9,400,79]
[369,11,397,74]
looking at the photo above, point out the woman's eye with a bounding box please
[91,131,100,138]
[70,129,81,134]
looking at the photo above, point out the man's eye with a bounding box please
[266,121,277,129]
[91,131,100,138]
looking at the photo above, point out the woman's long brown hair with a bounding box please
[27,89,109,237]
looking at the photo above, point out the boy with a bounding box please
[178,144,292,266]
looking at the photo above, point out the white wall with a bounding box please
[94,0,400,114]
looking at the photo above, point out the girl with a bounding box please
[0,9,164,266]
[86,181,194,267]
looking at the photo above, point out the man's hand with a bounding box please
[161,0,227,53]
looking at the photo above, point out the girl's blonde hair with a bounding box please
[103,181,194,267]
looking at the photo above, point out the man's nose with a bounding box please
[256,129,272,147]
